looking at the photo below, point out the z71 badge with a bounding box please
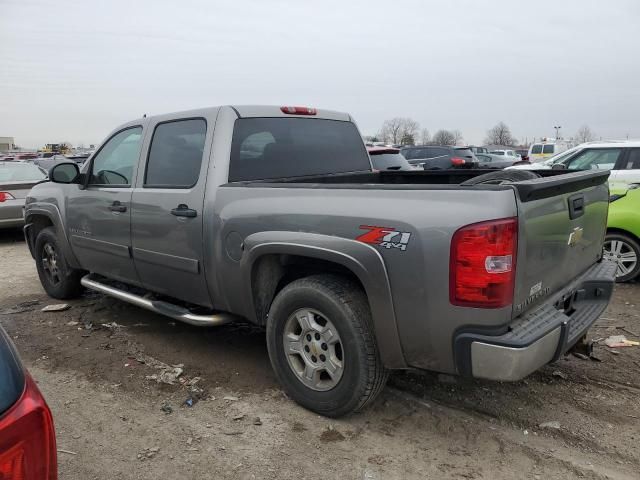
[356,225,412,251]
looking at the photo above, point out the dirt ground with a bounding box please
[1,229,639,480]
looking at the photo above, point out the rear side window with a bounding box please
[531,144,543,154]
[229,118,370,182]
[542,145,554,154]
[626,149,640,169]
[145,119,207,188]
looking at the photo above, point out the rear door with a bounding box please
[610,148,640,192]
[131,114,215,307]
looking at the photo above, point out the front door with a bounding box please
[130,116,212,307]
[66,126,144,285]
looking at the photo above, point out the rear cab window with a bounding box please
[229,118,370,182]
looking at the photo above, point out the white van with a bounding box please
[528,140,571,163]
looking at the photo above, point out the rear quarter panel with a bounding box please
[208,184,517,373]
[608,188,640,239]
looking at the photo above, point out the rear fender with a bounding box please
[241,231,406,368]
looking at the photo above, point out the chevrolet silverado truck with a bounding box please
[24,105,616,417]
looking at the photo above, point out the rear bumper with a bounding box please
[454,259,617,381]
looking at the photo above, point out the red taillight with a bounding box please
[0,375,57,480]
[450,157,466,166]
[449,217,517,308]
[280,106,317,115]
[0,192,16,202]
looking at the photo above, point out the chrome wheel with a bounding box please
[603,239,638,279]
[41,242,62,286]
[282,308,344,391]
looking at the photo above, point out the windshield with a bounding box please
[0,162,47,182]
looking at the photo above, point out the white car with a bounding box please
[508,141,640,191]
[490,149,520,160]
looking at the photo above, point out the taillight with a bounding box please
[450,217,517,308]
[280,106,317,115]
[0,192,15,202]
[450,157,466,166]
[0,375,57,480]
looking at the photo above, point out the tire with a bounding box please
[603,232,640,282]
[266,275,388,417]
[460,169,540,186]
[35,227,84,299]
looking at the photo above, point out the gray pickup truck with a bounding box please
[24,105,616,417]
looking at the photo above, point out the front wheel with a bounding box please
[35,227,84,299]
[266,275,388,417]
[603,233,640,282]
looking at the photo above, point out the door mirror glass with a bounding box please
[50,162,80,183]
[551,163,567,170]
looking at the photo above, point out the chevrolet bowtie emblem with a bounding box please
[567,226,584,247]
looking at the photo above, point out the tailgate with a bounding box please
[511,170,610,317]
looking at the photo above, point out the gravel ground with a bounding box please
[1,229,639,479]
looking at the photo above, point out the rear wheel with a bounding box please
[35,227,84,299]
[603,232,640,282]
[266,275,388,417]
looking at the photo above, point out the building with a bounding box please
[0,137,15,152]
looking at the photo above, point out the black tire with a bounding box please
[603,232,640,282]
[266,275,388,417]
[461,169,540,185]
[35,227,84,299]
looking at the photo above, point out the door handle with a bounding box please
[171,204,197,218]
[109,201,127,213]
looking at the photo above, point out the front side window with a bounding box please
[90,127,142,185]
[566,148,622,171]
[145,119,207,188]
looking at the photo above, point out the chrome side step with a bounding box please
[80,274,237,327]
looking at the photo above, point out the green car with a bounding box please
[604,184,640,282]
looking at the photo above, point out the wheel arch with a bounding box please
[24,205,80,268]
[240,231,406,368]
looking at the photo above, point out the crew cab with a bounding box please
[24,105,616,417]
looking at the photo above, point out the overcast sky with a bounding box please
[1,0,639,148]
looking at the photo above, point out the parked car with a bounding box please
[33,155,70,172]
[0,323,57,479]
[475,153,520,169]
[0,162,47,229]
[25,105,615,417]
[490,149,520,160]
[401,145,479,169]
[604,184,640,282]
[469,146,489,155]
[515,149,529,162]
[367,147,414,171]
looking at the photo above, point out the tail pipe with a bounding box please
[80,274,237,327]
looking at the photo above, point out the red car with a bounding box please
[0,324,57,479]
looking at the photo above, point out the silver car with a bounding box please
[0,162,47,229]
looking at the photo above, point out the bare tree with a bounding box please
[452,129,463,146]
[379,117,420,145]
[419,128,430,145]
[431,129,457,146]
[574,125,596,144]
[484,122,516,146]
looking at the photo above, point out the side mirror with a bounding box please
[551,163,567,170]
[50,162,80,184]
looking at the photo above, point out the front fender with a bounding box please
[241,231,406,369]
[24,203,81,269]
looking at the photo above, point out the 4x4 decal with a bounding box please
[356,225,412,251]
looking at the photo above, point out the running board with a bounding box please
[80,274,237,327]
